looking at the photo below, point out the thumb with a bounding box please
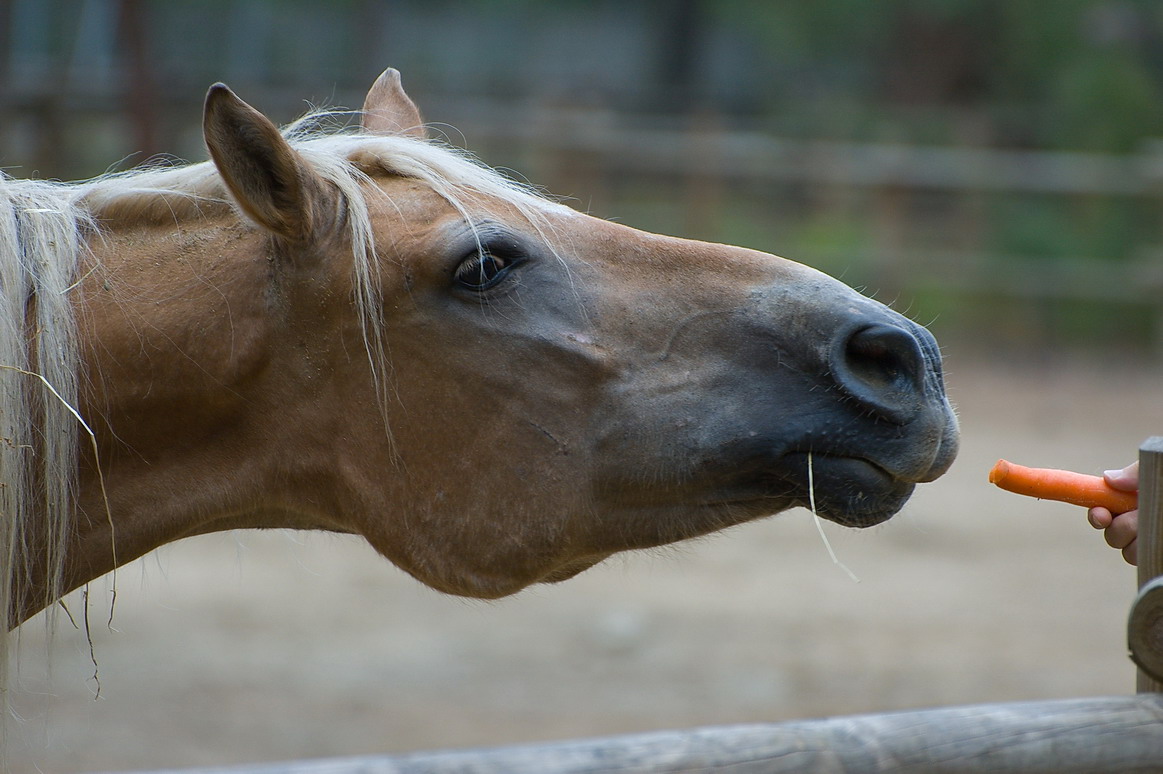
[1104,462,1139,492]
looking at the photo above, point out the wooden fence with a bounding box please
[100,441,1163,772]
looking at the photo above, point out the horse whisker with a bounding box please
[808,451,860,583]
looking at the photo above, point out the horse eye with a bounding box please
[454,249,512,291]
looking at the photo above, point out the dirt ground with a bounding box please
[8,349,1162,773]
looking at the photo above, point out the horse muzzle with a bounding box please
[589,264,960,533]
[770,308,959,526]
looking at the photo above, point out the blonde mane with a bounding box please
[0,112,556,733]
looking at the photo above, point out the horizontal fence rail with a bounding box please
[97,695,1163,774]
[434,101,1163,196]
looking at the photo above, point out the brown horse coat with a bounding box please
[3,70,958,631]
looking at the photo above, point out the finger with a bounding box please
[1123,538,1138,566]
[1089,506,1113,529]
[1105,511,1139,550]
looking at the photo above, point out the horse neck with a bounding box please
[35,215,333,617]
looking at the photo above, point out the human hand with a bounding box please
[1088,462,1139,565]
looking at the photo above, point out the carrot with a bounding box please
[989,459,1138,514]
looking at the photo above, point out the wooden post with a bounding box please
[118,0,159,161]
[1132,436,1163,692]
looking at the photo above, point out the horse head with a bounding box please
[12,68,958,622]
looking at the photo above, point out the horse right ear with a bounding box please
[361,68,427,138]
[203,83,333,242]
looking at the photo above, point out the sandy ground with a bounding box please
[7,349,1162,773]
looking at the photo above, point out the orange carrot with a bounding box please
[989,459,1138,514]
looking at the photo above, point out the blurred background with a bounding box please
[6,0,1163,352]
[5,1,1163,772]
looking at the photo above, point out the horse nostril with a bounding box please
[833,323,924,422]
[846,325,921,391]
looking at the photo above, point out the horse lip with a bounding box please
[787,403,960,487]
[774,450,912,527]
[919,415,961,482]
[783,449,901,486]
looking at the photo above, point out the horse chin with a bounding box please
[539,556,609,585]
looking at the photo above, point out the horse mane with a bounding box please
[0,110,557,734]
[80,113,557,227]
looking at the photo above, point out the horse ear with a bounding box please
[361,68,427,139]
[203,83,332,241]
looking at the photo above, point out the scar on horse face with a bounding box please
[2,67,959,628]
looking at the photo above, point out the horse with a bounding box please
[0,68,958,696]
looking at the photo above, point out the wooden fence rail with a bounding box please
[97,695,1163,774]
[441,102,1163,196]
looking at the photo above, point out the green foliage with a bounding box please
[705,0,1163,154]
[987,192,1156,264]
[1049,51,1163,153]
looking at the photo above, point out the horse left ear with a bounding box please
[361,68,427,138]
[203,83,334,242]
